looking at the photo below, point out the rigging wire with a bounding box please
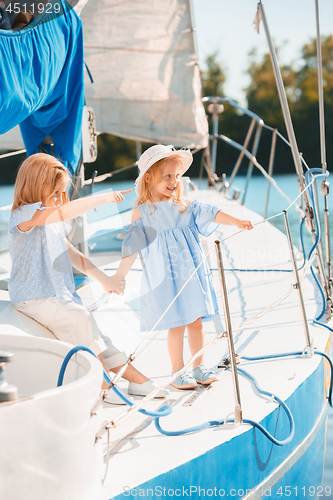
[104,171,332,429]
[110,173,321,392]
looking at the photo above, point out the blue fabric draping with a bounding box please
[0,1,84,173]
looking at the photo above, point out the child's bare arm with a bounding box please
[213,211,253,230]
[115,253,138,278]
[17,190,132,232]
[65,240,125,295]
[114,207,142,277]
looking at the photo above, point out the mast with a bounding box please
[314,0,332,313]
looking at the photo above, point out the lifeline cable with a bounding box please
[110,175,318,390]
[238,169,333,408]
[93,175,324,427]
[57,171,333,438]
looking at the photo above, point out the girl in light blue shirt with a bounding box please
[9,153,169,399]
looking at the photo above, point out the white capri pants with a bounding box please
[13,297,128,370]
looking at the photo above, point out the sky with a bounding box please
[191,0,333,106]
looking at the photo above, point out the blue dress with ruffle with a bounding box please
[122,200,221,332]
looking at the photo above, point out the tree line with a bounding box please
[201,35,333,177]
[1,35,332,184]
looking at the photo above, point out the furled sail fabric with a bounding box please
[0,1,84,173]
[80,0,208,149]
[0,0,207,157]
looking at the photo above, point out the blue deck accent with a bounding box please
[113,354,329,498]
[73,275,91,288]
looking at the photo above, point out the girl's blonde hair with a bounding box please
[136,154,187,213]
[12,153,70,213]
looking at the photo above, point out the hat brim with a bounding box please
[135,149,193,196]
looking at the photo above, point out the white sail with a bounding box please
[0,0,208,151]
[80,0,208,149]
[0,126,24,150]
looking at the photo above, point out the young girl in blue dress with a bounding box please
[116,145,253,390]
[8,153,169,399]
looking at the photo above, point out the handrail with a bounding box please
[202,92,331,308]
[83,161,138,186]
[201,98,310,214]
[225,117,256,195]
[241,121,263,205]
[215,133,304,216]
[263,129,277,219]
[203,96,263,124]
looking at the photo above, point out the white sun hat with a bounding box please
[135,144,193,196]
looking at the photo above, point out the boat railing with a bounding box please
[202,95,332,315]
[105,183,321,432]
[203,95,309,215]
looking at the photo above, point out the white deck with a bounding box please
[83,191,331,498]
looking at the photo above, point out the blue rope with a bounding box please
[239,171,333,413]
[302,169,333,332]
[58,346,296,444]
[314,351,333,406]
[57,345,172,418]
[241,351,332,407]
[310,265,327,321]
[304,169,325,262]
[237,366,294,445]
[84,61,94,84]
[241,352,305,362]
[298,215,307,271]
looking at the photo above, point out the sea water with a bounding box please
[0,174,332,494]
